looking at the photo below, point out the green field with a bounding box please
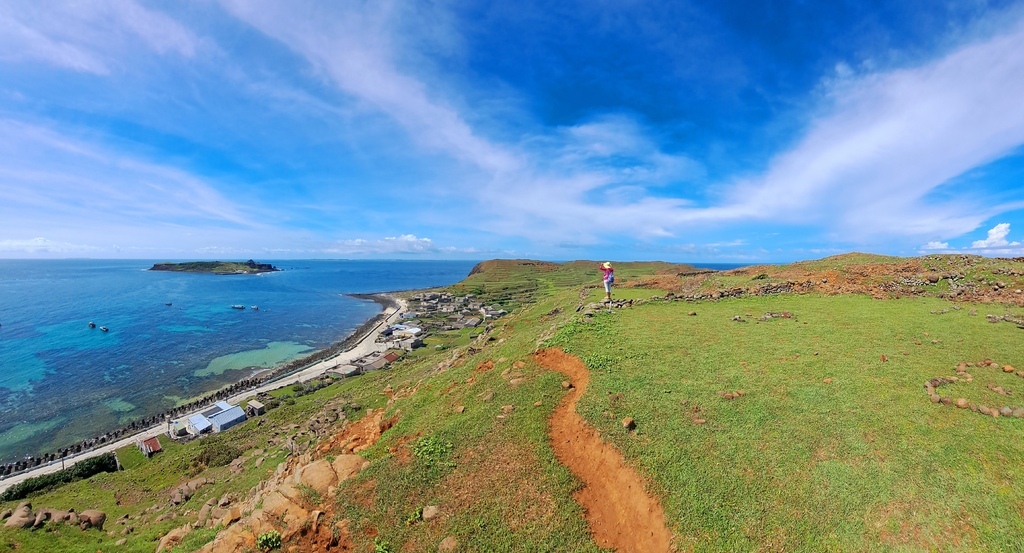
[3,255,1023,552]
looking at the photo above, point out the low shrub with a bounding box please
[0,453,119,501]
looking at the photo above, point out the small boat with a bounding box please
[88,322,96,328]
[231,305,246,310]
[165,302,172,306]
[251,305,259,311]
[99,326,109,332]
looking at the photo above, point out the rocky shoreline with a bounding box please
[0,293,399,478]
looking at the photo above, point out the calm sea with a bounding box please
[0,259,477,463]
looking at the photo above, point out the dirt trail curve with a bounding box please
[536,348,673,552]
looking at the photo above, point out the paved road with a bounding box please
[0,298,406,494]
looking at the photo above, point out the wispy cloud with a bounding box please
[0,237,101,254]
[0,0,200,74]
[218,1,1024,249]
[322,234,478,256]
[726,19,1024,240]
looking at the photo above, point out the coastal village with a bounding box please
[0,290,513,479]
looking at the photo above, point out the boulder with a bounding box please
[332,455,369,482]
[156,525,191,553]
[218,506,241,527]
[4,503,33,529]
[297,459,338,496]
[78,509,106,531]
[1013,407,1024,418]
[0,509,10,521]
[32,509,51,528]
[1000,407,1013,417]
[955,398,968,409]
[622,417,636,431]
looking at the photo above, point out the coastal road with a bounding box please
[0,297,407,494]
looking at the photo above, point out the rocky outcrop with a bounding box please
[170,477,212,505]
[193,409,390,553]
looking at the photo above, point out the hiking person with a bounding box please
[599,262,614,302]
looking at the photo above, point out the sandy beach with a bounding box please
[0,295,407,494]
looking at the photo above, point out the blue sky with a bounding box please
[2,1,1024,262]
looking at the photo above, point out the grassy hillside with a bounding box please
[2,255,1023,552]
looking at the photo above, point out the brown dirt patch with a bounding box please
[535,348,673,552]
[474,360,495,373]
[315,410,397,456]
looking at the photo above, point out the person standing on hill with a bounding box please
[599,262,614,302]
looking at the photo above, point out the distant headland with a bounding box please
[148,260,280,274]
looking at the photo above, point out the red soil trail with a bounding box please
[535,348,673,552]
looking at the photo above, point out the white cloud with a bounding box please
[921,241,950,250]
[971,222,1020,248]
[322,234,475,256]
[0,237,100,254]
[217,2,1024,249]
[724,19,1024,240]
[0,1,201,74]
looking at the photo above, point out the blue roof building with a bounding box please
[209,405,247,433]
[186,414,212,435]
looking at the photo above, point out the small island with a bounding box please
[149,260,280,274]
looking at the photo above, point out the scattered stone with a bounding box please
[454,405,465,414]
[439,536,459,552]
[1000,407,1013,417]
[1013,408,1024,418]
[508,378,525,387]
[688,311,697,316]
[115,538,127,546]
[500,405,515,415]
[0,509,10,521]
[823,378,833,384]
[533,401,542,407]
[1004,365,1016,373]
[955,398,968,409]
[479,391,494,402]
[422,505,440,521]
[561,380,574,389]
[930,394,940,403]
[693,418,706,425]
[880,354,888,362]
[622,417,636,431]
[78,510,106,531]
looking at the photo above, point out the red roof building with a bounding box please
[137,436,163,457]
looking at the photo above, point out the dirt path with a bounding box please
[536,348,673,552]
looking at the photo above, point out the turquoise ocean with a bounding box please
[0,259,478,463]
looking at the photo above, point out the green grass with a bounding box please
[550,293,1024,551]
